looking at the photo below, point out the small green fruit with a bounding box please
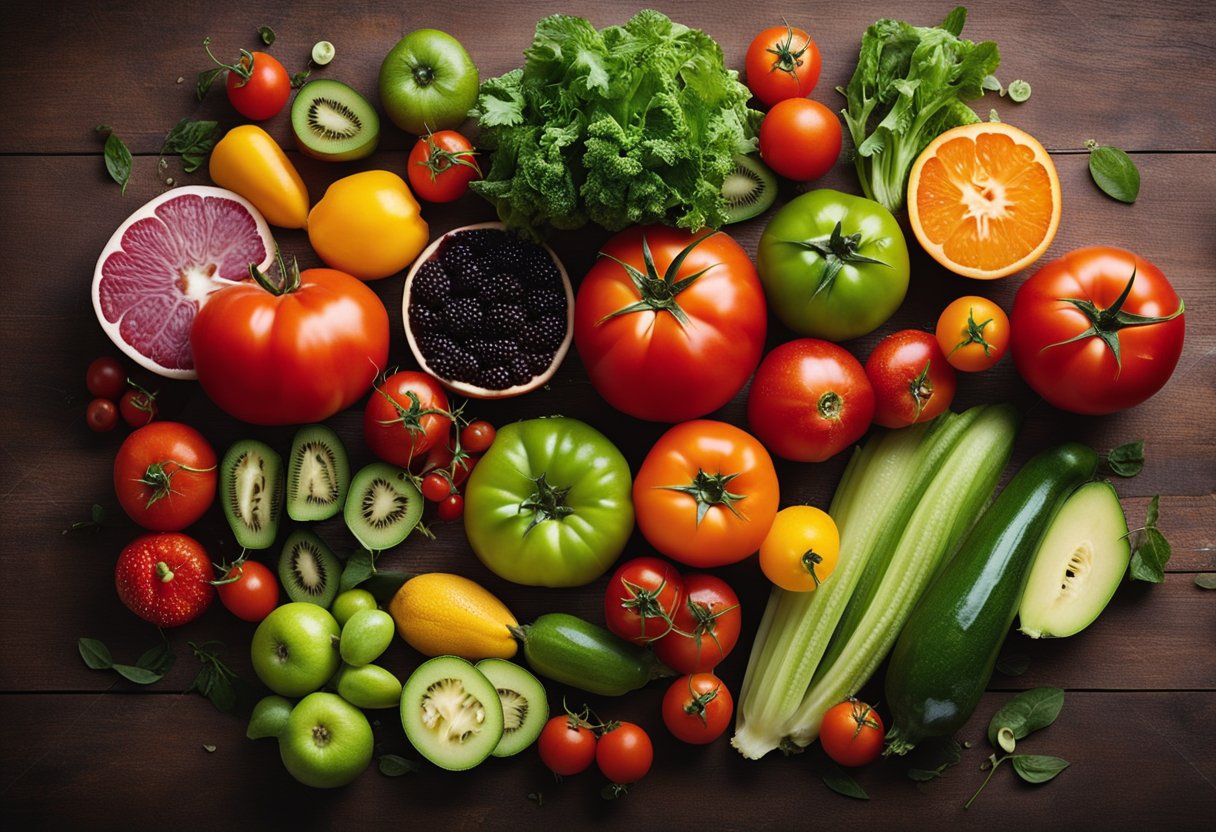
[247,694,295,739]
[331,588,377,628]
[339,608,395,666]
[335,663,403,709]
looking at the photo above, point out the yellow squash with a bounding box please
[387,572,518,660]
[208,125,310,229]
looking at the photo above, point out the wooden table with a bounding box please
[2,1,1212,828]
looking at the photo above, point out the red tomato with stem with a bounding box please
[115,532,215,628]
[574,227,767,423]
[747,339,875,462]
[459,420,496,454]
[420,471,452,502]
[407,130,481,203]
[1010,247,1185,415]
[596,722,653,785]
[113,422,217,531]
[86,356,125,400]
[820,698,885,767]
[662,673,734,745]
[191,259,390,426]
[652,573,742,674]
[203,40,291,121]
[865,330,957,428]
[537,713,598,776]
[216,559,279,622]
[363,370,451,467]
[745,24,821,107]
[759,98,842,182]
[119,381,157,427]
[86,398,119,433]
[936,296,1010,373]
[603,557,685,645]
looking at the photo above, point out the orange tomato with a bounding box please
[935,296,1011,372]
[758,505,840,592]
[633,420,779,568]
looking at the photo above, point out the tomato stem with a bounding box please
[616,577,677,641]
[817,390,843,420]
[519,473,575,532]
[784,221,888,302]
[202,37,254,84]
[155,561,175,583]
[949,306,996,358]
[248,246,301,296]
[416,131,481,182]
[766,19,813,80]
[659,469,747,525]
[802,549,825,587]
[596,231,719,328]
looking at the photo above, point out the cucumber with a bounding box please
[883,442,1098,755]
[511,613,673,696]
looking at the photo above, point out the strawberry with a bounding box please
[115,533,215,627]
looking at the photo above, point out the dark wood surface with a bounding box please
[2,1,1213,829]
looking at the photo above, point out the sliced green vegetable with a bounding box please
[1007,79,1031,102]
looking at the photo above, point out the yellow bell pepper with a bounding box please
[209,125,309,229]
[307,170,428,281]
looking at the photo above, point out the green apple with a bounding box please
[247,694,295,740]
[278,692,373,788]
[251,602,341,697]
[339,608,395,667]
[331,588,377,628]
[378,29,478,135]
[335,663,402,709]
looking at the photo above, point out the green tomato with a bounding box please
[464,417,634,588]
[757,189,910,341]
[378,29,478,135]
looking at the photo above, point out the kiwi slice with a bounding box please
[286,424,350,522]
[401,656,504,771]
[279,530,341,609]
[722,153,778,224]
[220,439,283,550]
[291,79,380,162]
[475,658,549,758]
[343,462,423,551]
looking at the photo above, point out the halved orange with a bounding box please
[908,122,1061,280]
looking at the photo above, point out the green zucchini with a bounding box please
[883,442,1098,755]
[510,613,673,696]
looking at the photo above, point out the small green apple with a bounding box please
[335,663,402,709]
[331,588,377,628]
[247,694,295,740]
[251,602,341,697]
[378,29,478,135]
[278,692,373,788]
[339,608,395,667]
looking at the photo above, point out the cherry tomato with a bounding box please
[865,330,957,428]
[420,471,452,503]
[459,420,497,454]
[759,98,842,181]
[662,673,734,745]
[603,557,685,645]
[537,713,598,776]
[86,357,125,400]
[936,296,1011,373]
[118,384,157,427]
[363,371,452,467]
[86,398,119,433]
[215,559,279,622]
[204,41,291,121]
[759,506,840,592]
[113,422,217,531]
[819,698,885,767]
[407,130,482,203]
[596,722,653,785]
[652,573,741,674]
[436,493,464,522]
[745,24,821,107]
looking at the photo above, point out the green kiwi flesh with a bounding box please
[343,463,423,551]
[278,530,341,609]
[286,424,350,522]
[291,79,380,162]
[220,439,283,550]
[722,153,778,224]
[474,658,549,757]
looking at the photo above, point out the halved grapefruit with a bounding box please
[92,186,276,378]
[908,122,1061,280]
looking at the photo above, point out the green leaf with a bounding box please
[1194,574,1216,590]
[161,119,219,174]
[187,641,242,713]
[987,688,1064,747]
[378,754,421,776]
[112,663,164,685]
[257,26,275,46]
[904,736,962,782]
[196,67,223,100]
[91,504,106,525]
[1107,441,1145,477]
[339,550,375,593]
[940,6,967,36]
[823,764,869,800]
[136,642,176,676]
[96,129,132,194]
[78,638,114,670]
[996,652,1030,677]
[1007,80,1031,102]
[1087,142,1140,203]
[981,74,1003,94]
[1011,754,1070,784]
[1130,527,1171,583]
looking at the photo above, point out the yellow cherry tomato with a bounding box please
[935,295,1010,372]
[208,124,309,228]
[758,505,840,592]
[307,170,428,281]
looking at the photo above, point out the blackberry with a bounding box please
[483,303,525,337]
[411,261,450,306]
[429,347,478,383]
[522,351,554,374]
[417,333,458,360]
[525,288,567,316]
[443,297,483,336]
[523,315,567,351]
[441,241,479,276]
[476,364,516,391]
[523,250,560,286]
[408,304,443,336]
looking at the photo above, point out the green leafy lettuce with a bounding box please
[470,10,761,239]
[839,6,1000,213]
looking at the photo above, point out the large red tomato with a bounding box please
[191,264,389,425]
[1010,247,1185,415]
[573,227,767,423]
[865,330,957,428]
[747,339,875,462]
[113,422,217,531]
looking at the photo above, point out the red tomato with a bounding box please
[420,471,451,502]
[537,714,598,776]
[865,330,957,428]
[662,673,734,745]
[819,698,885,767]
[596,722,653,785]
[86,398,119,433]
[745,24,821,107]
[216,559,279,622]
[747,339,875,463]
[759,98,842,181]
[936,296,1010,373]
[459,420,496,454]
[407,130,481,203]
[113,422,217,531]
[215,47,291,121]
[363,371,451,467]
[86,356,125,400]
[436,493,464,522]
[652,573,742,674]
[191,266,390,426]
[603,557,685,645]
[119,384,157,427]
[574,227,767,423]
[1010,247,1185,415]
[115,532,215,628]
[633,420,779,567]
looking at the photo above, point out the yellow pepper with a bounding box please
[208,125,309,228]
[307,170,428,281]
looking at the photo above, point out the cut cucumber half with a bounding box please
[286,424,350,522]
[400,656,504,771]
[1018,480,1131,639]
[344,462,423,551]
[475,658,549,757]
[220,439,283,549]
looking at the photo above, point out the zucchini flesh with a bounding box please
[883,442,1099,755]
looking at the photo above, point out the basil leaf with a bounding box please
[1145,493,1160,528]
[196,67,224,101]
[1130,526,1171,583]
[1195,574,1216,590]
[1107,441,1145,477]
[136,642,176,676]
[340,550,375,593]
[1011,754,1070,784]
[823,765,869,800]
[187,641,244,713]
[258,26,275,46]
[1087,142,1141,203]
[161,118,219,173]
[112,663,164,685]
[378,755,421,777]
[78,638,114,670]
[96,130,132,194]
[987,688,1064,747]
[996,652,1030,677]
